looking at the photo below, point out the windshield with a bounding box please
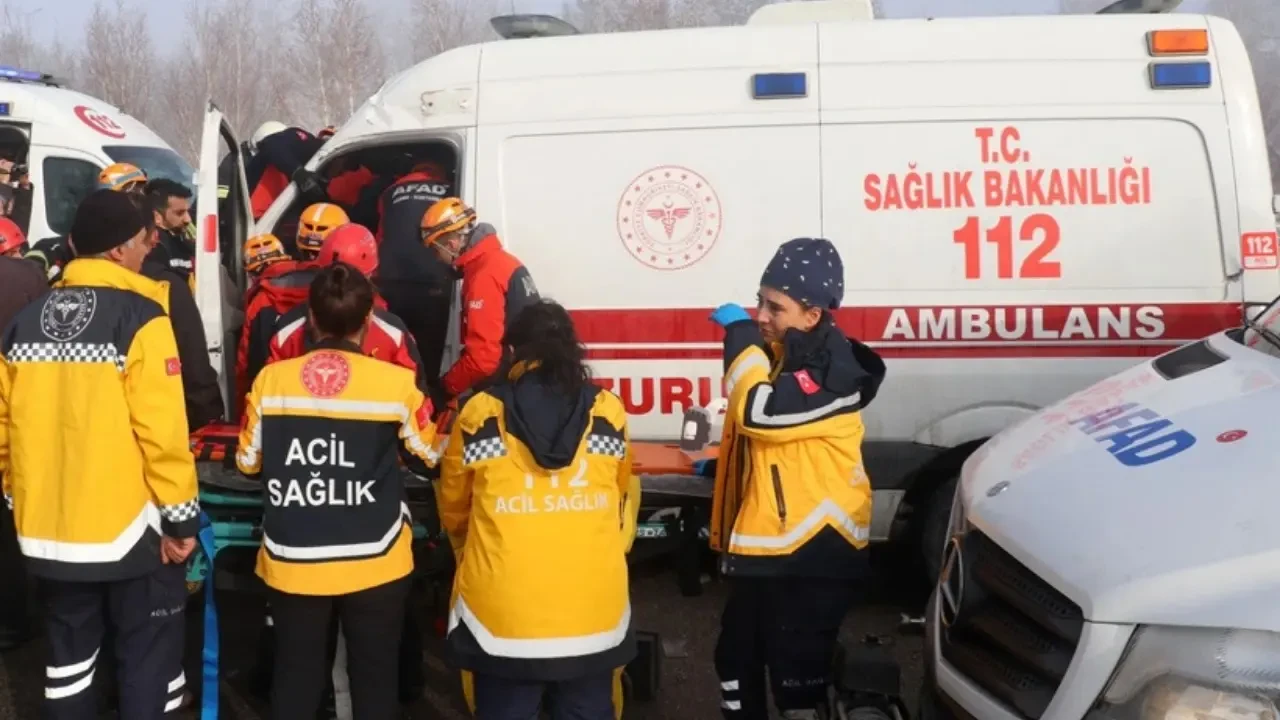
[103,145,196,190]
[1244,297,1280,358]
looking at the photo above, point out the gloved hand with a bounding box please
[709,303,751,328]
[692,458,717,477]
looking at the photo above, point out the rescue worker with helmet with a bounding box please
[25,164,150,284]
[376,161,454,388]
[295,202,349,260]
[438,299,638,720]
[246,122,324,221]
[0,190,199,719]
[244,233,292,283]
[698,238,885,720]
[0,215,49,653]
[98,162,148,193]
[236,262,438,720]
[421,198,540,406]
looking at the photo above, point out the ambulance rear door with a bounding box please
[196,102,252,411]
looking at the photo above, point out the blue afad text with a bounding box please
[1069,402,1196,467]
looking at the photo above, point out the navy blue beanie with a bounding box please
[759,237,844,310]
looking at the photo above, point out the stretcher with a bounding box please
[183,425,716,719]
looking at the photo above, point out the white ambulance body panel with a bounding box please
[0,72,193,242]
[227,11,1275,560]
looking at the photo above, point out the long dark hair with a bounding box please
[505,300,592,396]
[309,262,373,339]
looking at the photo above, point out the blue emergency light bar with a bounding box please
[1149,61,1212,89]
[752,72,807,99]
[0,66,45,82]
[0,103,11,117]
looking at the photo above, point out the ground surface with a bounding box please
[0,558,926,719]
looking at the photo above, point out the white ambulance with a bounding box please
[921,289,1280,720]
[195,2,1277,581]
[0,66,194,242]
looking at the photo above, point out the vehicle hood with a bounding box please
[960,331,1280,631]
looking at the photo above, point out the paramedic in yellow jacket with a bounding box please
[0,189,199,720]
[701,237,886,720]
[237,262,439,720]
[438,299,639,720]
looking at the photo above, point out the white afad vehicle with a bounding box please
[194,0,1279,583]
[923,301,1280,719]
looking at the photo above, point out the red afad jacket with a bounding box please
[236,262,318,416]
[266,299,427,392]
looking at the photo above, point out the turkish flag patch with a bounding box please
[416,399,434,427]
[793,369,820,395]
[165,357,182,376]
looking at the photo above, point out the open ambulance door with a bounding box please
[195,102,252,414]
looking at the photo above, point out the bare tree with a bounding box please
[571,0,671,33]
[0,2,79,83]
[408,0,499,63]
[285,0,385,129]
[1209,0,1280,190]
[79,0,156,123]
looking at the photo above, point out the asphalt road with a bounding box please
[0,558,926,719]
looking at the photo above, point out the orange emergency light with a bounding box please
[1147,29,1209,56]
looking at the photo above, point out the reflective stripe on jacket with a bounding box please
[237,345,438,596]
[709,317,886,578]
[438,367,638,681]
[0,259,199,582]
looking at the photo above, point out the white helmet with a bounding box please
[251,121,288,149]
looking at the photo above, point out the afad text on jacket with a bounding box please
[710,317,887,578]
[237,343,438,596]
[0,259,200,582]
[438,364,638,682]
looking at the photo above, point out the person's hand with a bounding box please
[160,536,196,564]
[709,303,751,328]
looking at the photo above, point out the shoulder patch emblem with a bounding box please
[40,288,96,342]
[793,369,820,395]
[300,351,350,397]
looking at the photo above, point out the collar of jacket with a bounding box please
[59,258,169,308]
[455,224,500,268]
[312,337,363,354]
[505,359,542,381]
[769,319,872,397]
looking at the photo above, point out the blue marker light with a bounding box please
[0,66,44,82]
[0,103,10,117]
[1149,61,1212,89]
[752,72,807,99]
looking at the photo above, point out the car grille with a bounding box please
[939,529,1084,720]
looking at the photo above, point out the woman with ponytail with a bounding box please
[438,299,639,720]
[236,262,439,720]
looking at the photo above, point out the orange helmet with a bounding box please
[244,233,289,274]
[317,223,378,277]
[0,217,26,255]
[297,203,349,255]
[420,197,475,248]
[98,162,147,192]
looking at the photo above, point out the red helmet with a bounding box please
[0,217,26,255]
[317,223,378,277]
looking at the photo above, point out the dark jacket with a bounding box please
[248,128,323,220]
[146,229,195,283]
[0,257,47,331]
[140,260,225,430]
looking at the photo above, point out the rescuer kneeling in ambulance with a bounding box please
[702,237,886,720]
[237,262,439,720]
[438,299,638,720]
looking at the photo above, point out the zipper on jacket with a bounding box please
[770,464,787,531]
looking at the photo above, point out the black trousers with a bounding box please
[269,577,409,720]
[714,576,855,719]
[39,563,188,720]
[473,671,616,720]
[0,505,30,645]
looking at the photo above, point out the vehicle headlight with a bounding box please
[1089,626,1280,720]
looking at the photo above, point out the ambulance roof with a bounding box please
[0,71,172,154]
[317,12,1237,159]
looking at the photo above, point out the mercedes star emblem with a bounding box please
[938,537,965,628]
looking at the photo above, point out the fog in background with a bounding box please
[2,0,1275,186]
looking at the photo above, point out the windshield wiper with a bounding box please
[1243,315,1280,353]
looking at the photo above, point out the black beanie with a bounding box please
[759,237,845,310]
[69,189,148,257]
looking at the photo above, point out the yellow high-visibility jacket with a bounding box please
[237,345,438,596]
[438,365,638,681]
[0,259,199,582]
[710,318,885,578]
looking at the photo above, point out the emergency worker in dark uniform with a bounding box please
[0,190,199,719]
[236,263,438,720]
[438,299,638,720]
[247,125,324,221]
[700,238,885,720]
[421,198,540,406]
[144,179,196,285]
[376,162,453,383]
